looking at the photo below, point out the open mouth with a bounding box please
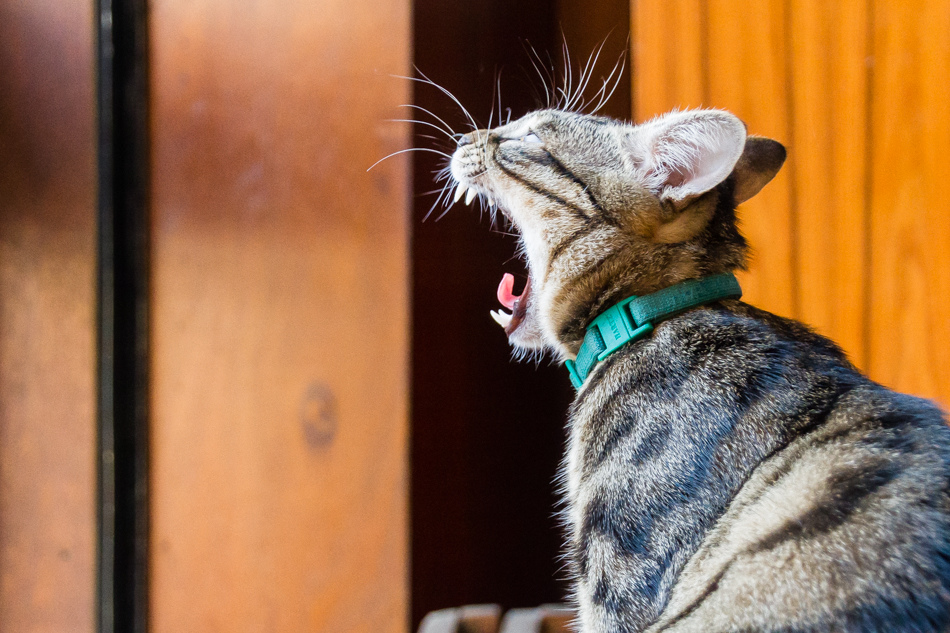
[491,273,531,336]
[449,176,530,339]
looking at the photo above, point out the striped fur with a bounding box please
[448,108,950,631]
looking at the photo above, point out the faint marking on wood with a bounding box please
[300,381,337,449]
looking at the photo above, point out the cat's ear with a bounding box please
[626,110,747,206]
[732,136,787,204]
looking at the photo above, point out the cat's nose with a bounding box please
[456,134,473,147]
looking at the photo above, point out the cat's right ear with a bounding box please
[731,136,787,204]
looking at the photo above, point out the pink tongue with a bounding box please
[497,273,521,310]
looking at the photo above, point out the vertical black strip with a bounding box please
[96,0,150,631]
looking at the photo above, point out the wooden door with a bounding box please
[0,1,98,631]
[148,0,411,630]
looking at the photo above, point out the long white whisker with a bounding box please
[408,68,481,133]
[367,147,452,172]
[398,104,457,139]
[561,35,571,109]
[496,69,504,127]
[524,40,553,108]
[390,118,457,141]
[569,39,607,112]
[591,53,627,114]
[423,178,455,221]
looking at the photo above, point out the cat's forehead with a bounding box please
[493,109,621,137]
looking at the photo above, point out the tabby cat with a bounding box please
[446,107,950,631]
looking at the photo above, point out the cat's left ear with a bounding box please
[625,109,747,207]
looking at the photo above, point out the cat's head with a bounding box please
[449,108,786,361]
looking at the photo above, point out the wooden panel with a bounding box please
[148,0,410,631]
[631,0,706,117]
[788,0,870,366]
[705,0,795,317]
[557,0,631,120]
[868,0,950,404]
[0,1,97,631]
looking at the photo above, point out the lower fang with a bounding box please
[490,309,512,328]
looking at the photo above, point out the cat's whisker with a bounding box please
[524,40,554,108]
[567,38,607,112]
[496,70,504,128]
[409,67,481,134]
[367,147,452,172]
[398,104,458,140]
[560,34,574,110]
[590,52,627,114]
[390,117,457,142]
[422,178,456,222]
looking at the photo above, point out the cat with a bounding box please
[444,107,950,631]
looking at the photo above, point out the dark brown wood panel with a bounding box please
[148,0,410,630]
[0,1,97,631]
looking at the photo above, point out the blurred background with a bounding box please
[2,0,949,631]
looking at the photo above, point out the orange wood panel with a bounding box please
[705,0,795,318]
[631,0,706,118]
[148,0,410,631]
[788,0,870,367]
[867,0,950,406]
[0,1,97,631]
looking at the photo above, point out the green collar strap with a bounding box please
[564,273,742,389]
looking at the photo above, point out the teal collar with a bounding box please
[564,273,742,389]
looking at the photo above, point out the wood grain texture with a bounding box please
[0,1,97,631]
[867,0,950,406]
[788,0,869,367]
[148,0,410,630]
[631,0,706,118]
[705,0,795,317]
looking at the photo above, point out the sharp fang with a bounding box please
[454,185,467,203]
[487,197,495,207]
[490,309,512,328]
[465,189,477,205]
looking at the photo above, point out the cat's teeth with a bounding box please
[454,185,467,203]
[490,309,512,328]
[465,189,477,205]
[487,197,495,207]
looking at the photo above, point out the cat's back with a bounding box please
[567,302,950,632]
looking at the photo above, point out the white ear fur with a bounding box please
[626,110,747,204]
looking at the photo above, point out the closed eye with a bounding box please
[522,132,542,144]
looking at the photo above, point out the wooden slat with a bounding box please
[631,0,706,118]
[148,0,410,630]
[0,1,96,631]
[788,0,870,366]
[705,0,795,317]
[867,0,950,404]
